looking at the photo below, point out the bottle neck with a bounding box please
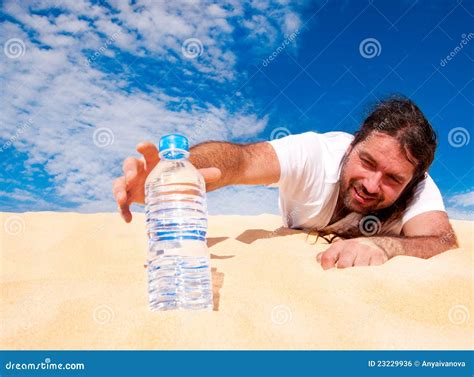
[159,149,190,160]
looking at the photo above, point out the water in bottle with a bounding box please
[145,134,213,311]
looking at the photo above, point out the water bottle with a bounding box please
[145,134,213,311]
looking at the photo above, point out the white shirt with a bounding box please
[267,131,446,234]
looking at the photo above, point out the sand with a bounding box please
[1,212,472,350]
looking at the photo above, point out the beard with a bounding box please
[339,160,384,214]
[341,181,383,214]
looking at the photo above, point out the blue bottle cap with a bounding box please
[159,134,189,152]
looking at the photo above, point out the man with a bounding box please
[113,96,458,269]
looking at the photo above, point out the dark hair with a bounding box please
[312,95,437,242]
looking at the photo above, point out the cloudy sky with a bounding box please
[0,0,473,219]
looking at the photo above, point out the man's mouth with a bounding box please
[352,186,376,205]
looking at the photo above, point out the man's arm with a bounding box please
[189,141,280,190]
[113,140,280,222]
[369,211,458,259]
[317,211,459,269]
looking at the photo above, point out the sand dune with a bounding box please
[1,212,472,350]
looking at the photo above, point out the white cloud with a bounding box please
[446,207,474,221]
[445,190,474,221]
[0,188,61,211]
[448,191,474,208]
[283,11,302,36]
[0,0,302,214]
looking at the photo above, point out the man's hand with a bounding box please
[112,141,222,223]
[316,212,459,270]
[316,238,391,269]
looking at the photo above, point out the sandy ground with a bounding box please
[1,212,472,350]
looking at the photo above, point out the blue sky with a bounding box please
[0,0,473,219]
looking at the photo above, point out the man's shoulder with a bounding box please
[294,131,354,151]
[267,130,353,168]
[269,130,353,144]
[317,131,354,146]
[401,174,445,225]
[280,131,353,183]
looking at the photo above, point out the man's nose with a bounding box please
[363,172,382,195]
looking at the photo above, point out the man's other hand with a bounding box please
[316,238,390,269]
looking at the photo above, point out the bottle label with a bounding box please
[155,239,210,257]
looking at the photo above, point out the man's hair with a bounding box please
[312,95,437,242]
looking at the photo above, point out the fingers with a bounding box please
[136,141,159,172]
[369,256,385,266]
[116,157,142,223]
[122,156,144,183]
[318,239,388,269]
[199,167,222,183]
[113,177,127,205]
[336,251,356,269]
[353,251,371,267]
[319,244,341,270]
[119,203,132,223]
[113,177,132,223]
[114,141,157,225]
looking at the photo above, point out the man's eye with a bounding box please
[361,158,373,168]
[387,176,400,184]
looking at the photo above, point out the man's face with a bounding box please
[339,132,416,214]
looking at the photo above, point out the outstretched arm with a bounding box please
[112,140,280,222]
[188,140,280,190]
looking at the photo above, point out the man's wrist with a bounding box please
[368,237,405,259]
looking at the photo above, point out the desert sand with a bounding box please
[1,212,472,350]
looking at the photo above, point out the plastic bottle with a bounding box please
[145,134,213,311]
